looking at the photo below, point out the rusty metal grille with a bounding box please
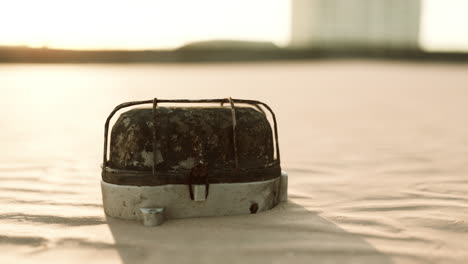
[102,98,281,186]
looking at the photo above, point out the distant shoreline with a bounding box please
[1,46,468,63]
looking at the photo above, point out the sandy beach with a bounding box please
[1,61,467,263]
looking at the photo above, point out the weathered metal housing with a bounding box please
[101,98,287,226]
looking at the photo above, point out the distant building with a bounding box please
[290,0,421,50]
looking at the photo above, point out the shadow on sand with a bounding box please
[106,201,393,264]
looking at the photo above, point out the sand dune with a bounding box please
[1,61,467,263]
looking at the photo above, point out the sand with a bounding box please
[1,61,467,263]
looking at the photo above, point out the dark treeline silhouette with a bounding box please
[1,40,468,63]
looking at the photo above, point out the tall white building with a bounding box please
[291,0,421,50]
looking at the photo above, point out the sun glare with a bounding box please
[0,0,290,50]
[1,0,468,51]
[421,0,468,51]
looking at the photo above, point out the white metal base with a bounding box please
[102,172,288,226]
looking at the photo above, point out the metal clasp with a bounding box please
[188,161,209,201]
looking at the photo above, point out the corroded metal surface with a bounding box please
[102,166,281,185]
[110,106,273,170]
[102,98,281,186]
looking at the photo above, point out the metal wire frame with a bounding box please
[226,97,239,169]
[102,98,281,177]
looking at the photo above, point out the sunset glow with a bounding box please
[0,0,290,50]
[0,0,467,51]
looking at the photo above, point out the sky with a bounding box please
[420,0,468,51]
[0,0,290,50]
[0,0,467,51]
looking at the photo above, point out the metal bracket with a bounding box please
[188,162,209,201]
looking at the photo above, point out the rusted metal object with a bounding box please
[102,99,281,185]
[109,107,274,172]
[101,98,287,226]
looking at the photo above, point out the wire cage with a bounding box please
[101,98,287,226]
